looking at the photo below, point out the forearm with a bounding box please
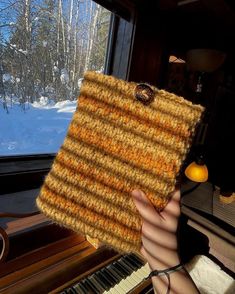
[151,266,200,294]
[144,248,199,294]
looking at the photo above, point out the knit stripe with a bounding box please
[65,134,173,184]
[50,158,136,211]
[84,71,203,117]
[80,85,194,138]
[63,134,175,185]
[55,145,170,208]
[67,124,178,182]
[78,93,190,146]
[52,142,169,211]
[36,197,141,252]
[38,185,141,243]
[44,172,141,230]
[74,105,185,156]
[53,151,171,209]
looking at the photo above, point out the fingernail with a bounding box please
[131,190,143,200]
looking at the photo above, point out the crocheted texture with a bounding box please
[36,71,204,253]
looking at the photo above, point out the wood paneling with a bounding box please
[128,1,169,86]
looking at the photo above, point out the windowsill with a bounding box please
[5,213,50,236]
[0,188,40,229]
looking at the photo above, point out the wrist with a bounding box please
[147,249,180,271]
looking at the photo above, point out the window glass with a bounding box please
[0,0,111,156]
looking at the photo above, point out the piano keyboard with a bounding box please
[60,253,152,294]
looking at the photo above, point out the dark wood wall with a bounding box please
[124,0,235,191]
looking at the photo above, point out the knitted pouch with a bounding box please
[36,71,204,253]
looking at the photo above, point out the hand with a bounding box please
[132,189,181,270]
[132,189,200,294]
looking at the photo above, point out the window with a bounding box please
[0,0,111,156]
[0,0,112,268]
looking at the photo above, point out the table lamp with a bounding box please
[182,155,208,197]
[185,155,208,183]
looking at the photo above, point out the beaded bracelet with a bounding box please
[145,263,184,294]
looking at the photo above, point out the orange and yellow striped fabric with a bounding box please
[36,71,204,253]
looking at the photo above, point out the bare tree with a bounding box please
[0,0,111,108]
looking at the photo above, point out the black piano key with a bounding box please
[74,283,87,294]
[122,258,138,272]
[70,287,79,294]
[119,258,134,274]
[63,288,76,294]
[123,256,139,271]
[85,277,101,294]
[72,284,86,294]
[107,264,123,283]
[109,263,126,279]
[103,267,120,284]
[130,253,144,266]
[101,267,118,284]
[118,260,132,276]
[93,272,110,291]
[80,280,93,293]
[114,261,129,279]
[125,255,140,269]
[91,274,107,292]
[88,276,104,293]
[97,270,113,288]
[83,279,97,294]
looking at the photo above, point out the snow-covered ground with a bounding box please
[0,97,76,156]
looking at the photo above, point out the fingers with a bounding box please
[141,220,178,250]
[132,189,162,227]
[160,189,181,227]
[162,189,181,216]
[132,189,181,232]
[140,245,180,271]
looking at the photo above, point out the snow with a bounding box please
[0,98,77,156]
[60,68,69,84]
[3,74,12,83]
[18,49,28,55]
[77,77,83,88]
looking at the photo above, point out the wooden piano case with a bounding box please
[0,216,152,294]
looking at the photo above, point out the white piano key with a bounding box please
[123,274,140,289]
[105,287,120,294]
[104,262,151,294]
[142,263,151,276]
[127,270,143,284]
[110,275,135,293]
[129,267,144,281]
[115,278,134,293]
[103,276,127,294]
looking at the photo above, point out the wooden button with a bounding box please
[135,84,154,105]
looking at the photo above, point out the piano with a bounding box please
[49,239,153,294]
[55,253,152,294]
[0,226,153,294]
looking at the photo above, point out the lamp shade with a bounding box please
[185,161,208,182]
[186,49,226,73]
